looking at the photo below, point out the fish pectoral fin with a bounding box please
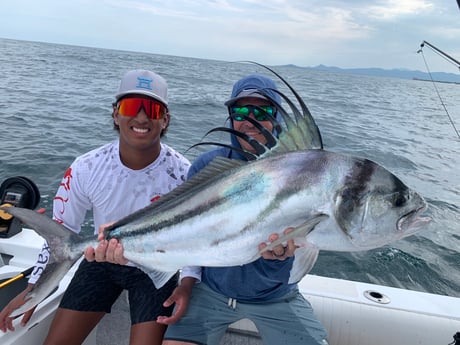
[259,213,328,254]
[144,269,178,289]
[288,241,320,284]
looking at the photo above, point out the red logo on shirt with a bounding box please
[150,195,161,203]
[53,167,73,219]
[61,167,73,191]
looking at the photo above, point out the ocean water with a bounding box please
[0,37,459,298]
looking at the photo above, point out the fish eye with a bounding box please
[393,193,408,207]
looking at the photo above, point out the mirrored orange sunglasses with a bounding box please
[117,97,167,119]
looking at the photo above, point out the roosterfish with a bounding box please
[1,63,430,316]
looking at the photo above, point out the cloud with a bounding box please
[365,0,434,20]
[0,0,458,71]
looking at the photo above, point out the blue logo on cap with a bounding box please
[136,77,153,90]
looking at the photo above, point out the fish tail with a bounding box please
[11,259,79,317]
[0,206,84,316]
[0,206,83,269]
[0,206,79,248]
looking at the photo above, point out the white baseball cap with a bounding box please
[115,69,168,106]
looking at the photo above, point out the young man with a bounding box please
[158,74,329,345]
[0,69,191,345]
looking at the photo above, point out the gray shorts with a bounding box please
[164,282,328,345]
[59,260,177,325]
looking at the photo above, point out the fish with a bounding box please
[1,63,430,316]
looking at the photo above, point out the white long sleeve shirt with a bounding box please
[28,140,191,284]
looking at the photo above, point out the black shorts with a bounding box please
[59,260,178,324]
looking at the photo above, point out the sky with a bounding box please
[1,0,459,73]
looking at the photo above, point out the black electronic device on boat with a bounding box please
[0,176,40,238]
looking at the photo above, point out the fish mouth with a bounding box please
[397,205,431,233]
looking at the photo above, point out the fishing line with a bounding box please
[417,44,460,139]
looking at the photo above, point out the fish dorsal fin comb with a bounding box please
[189,61,324,162]
[238,61,323,151]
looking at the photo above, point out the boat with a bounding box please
[1,176,460,345]
[0,230,97,345]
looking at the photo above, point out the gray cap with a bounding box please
[115,69,168,106]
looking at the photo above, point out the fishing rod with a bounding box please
[417,41,460,139]
[418,41,460,70]
[0,267,34,289]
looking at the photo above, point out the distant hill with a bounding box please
[285,64,460,84]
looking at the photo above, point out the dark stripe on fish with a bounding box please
[335,159,376,236]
